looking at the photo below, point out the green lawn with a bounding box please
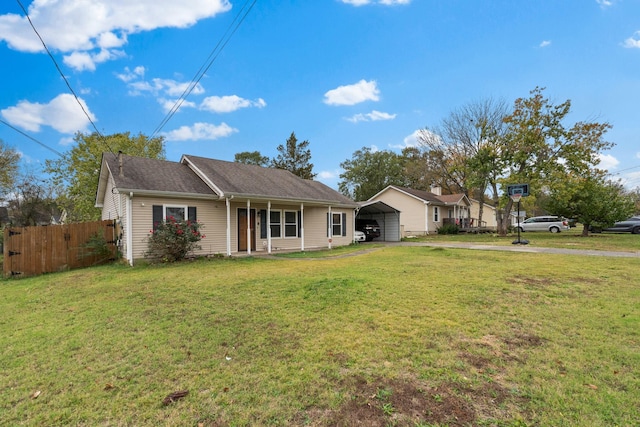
[406,226,640,253]
[1,245,639,426]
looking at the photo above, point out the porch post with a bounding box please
[226,197,231,256]
[300,203,305,251]
[247,199,251,255]
[267,201,272,254]
[126,193,133,265]
[424,202,429,235]
[328,206,333,249]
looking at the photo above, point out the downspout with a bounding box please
[126,192,133,265]
[300,203,305,251]
[226,197,232,256]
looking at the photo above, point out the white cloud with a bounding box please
[126,77,204,97]
[318,170,339,180]
[341,0,410,5]
[116,66,146,83]
[636,152,640,159]
[158,98,197,113]
[1,93,95,133]
[0,0,231,69]
[598,153,619,170]
[63,48,125,71]
[346,110,396,123]
[596,0,613,7]
[539,40,551,48]
[324,79,380,106]
[200,95,267,113]
[163,122,238,141]
[623,31,640,48]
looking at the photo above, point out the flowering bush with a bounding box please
[145,217,204,263]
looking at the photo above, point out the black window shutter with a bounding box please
[298,211,302,237]
[260,210,267,239]
[152,205,163,231]
[342,212,347,236]
[327,212,330,237]
[188,206,197,222]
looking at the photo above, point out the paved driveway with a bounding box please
[391,241,640,258]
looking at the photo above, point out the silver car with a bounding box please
[517,216,570,233]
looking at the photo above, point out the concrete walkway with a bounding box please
[388,241,640,258]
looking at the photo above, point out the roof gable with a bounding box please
[372,185,469,206]
[181,155,356,205]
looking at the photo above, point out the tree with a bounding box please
[0,140,20,201]
[234,151,270,167]
[495,87,613,235]
[417,98,510,226]
[6,173,60,226]
[45,132,165,222]
[271,132,316,179]
[545,174,635,236]
[338,147,406,201]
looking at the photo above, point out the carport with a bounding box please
[356,200,401,242]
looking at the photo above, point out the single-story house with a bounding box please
[469,199,498,229]
[96,153,358,265]
[368,185,472,235]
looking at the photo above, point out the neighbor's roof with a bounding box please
[182,155,356,206]
[384,185,468,206]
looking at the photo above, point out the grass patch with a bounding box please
[408,227,640,252]
[1,247,639,426]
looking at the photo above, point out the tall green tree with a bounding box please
[495,87,613,235]
[339,147,406,201]
[234,151,270,167]
[271,132,316,179]
[545,174,635,236]
[6,173,60,226]
[45,132,165,222]
[0,140,20,200]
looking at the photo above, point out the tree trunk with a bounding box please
[581,224,590,237]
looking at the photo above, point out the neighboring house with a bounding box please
[469,199,498,229]
[510,210,527,227]
[96,153,358,265]
[368,185,472,235]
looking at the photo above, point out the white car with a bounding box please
[354,230,367,242]
[517,216,570,233]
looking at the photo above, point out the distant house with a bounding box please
[368,185,473,235]
[95,153,357,265]
[469,199,498,229]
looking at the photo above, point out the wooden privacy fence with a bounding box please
[3,220,117,278]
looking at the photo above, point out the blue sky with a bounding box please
[1,0,639,190]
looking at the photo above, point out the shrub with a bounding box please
[145,217,204,263]
[437,224,460,235]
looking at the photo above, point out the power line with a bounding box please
[149,0,257,139]
[0,118,64,157]
[15,0,115,157]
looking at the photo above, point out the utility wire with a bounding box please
[0,118,64,157]
[16,0,115,158]
[149,0,257,139]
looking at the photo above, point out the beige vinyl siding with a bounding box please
[130,196,227,260]
[469,200,497,228]
[371,188,431,235]
[100,176,123,221]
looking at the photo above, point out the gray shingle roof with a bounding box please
[100,153,355,206]
[182,155,356,205]
[391,186,467,206]
[104,153,215,196]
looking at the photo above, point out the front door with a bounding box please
[238,208,256,252]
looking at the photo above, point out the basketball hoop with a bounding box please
[510,193,522,204]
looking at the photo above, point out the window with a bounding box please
[152,205,197,230]
[270,210,281,238]
[165,206,186,221]
[284,211,298,237]
[434,206,440,222]
[327,212,347,237]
